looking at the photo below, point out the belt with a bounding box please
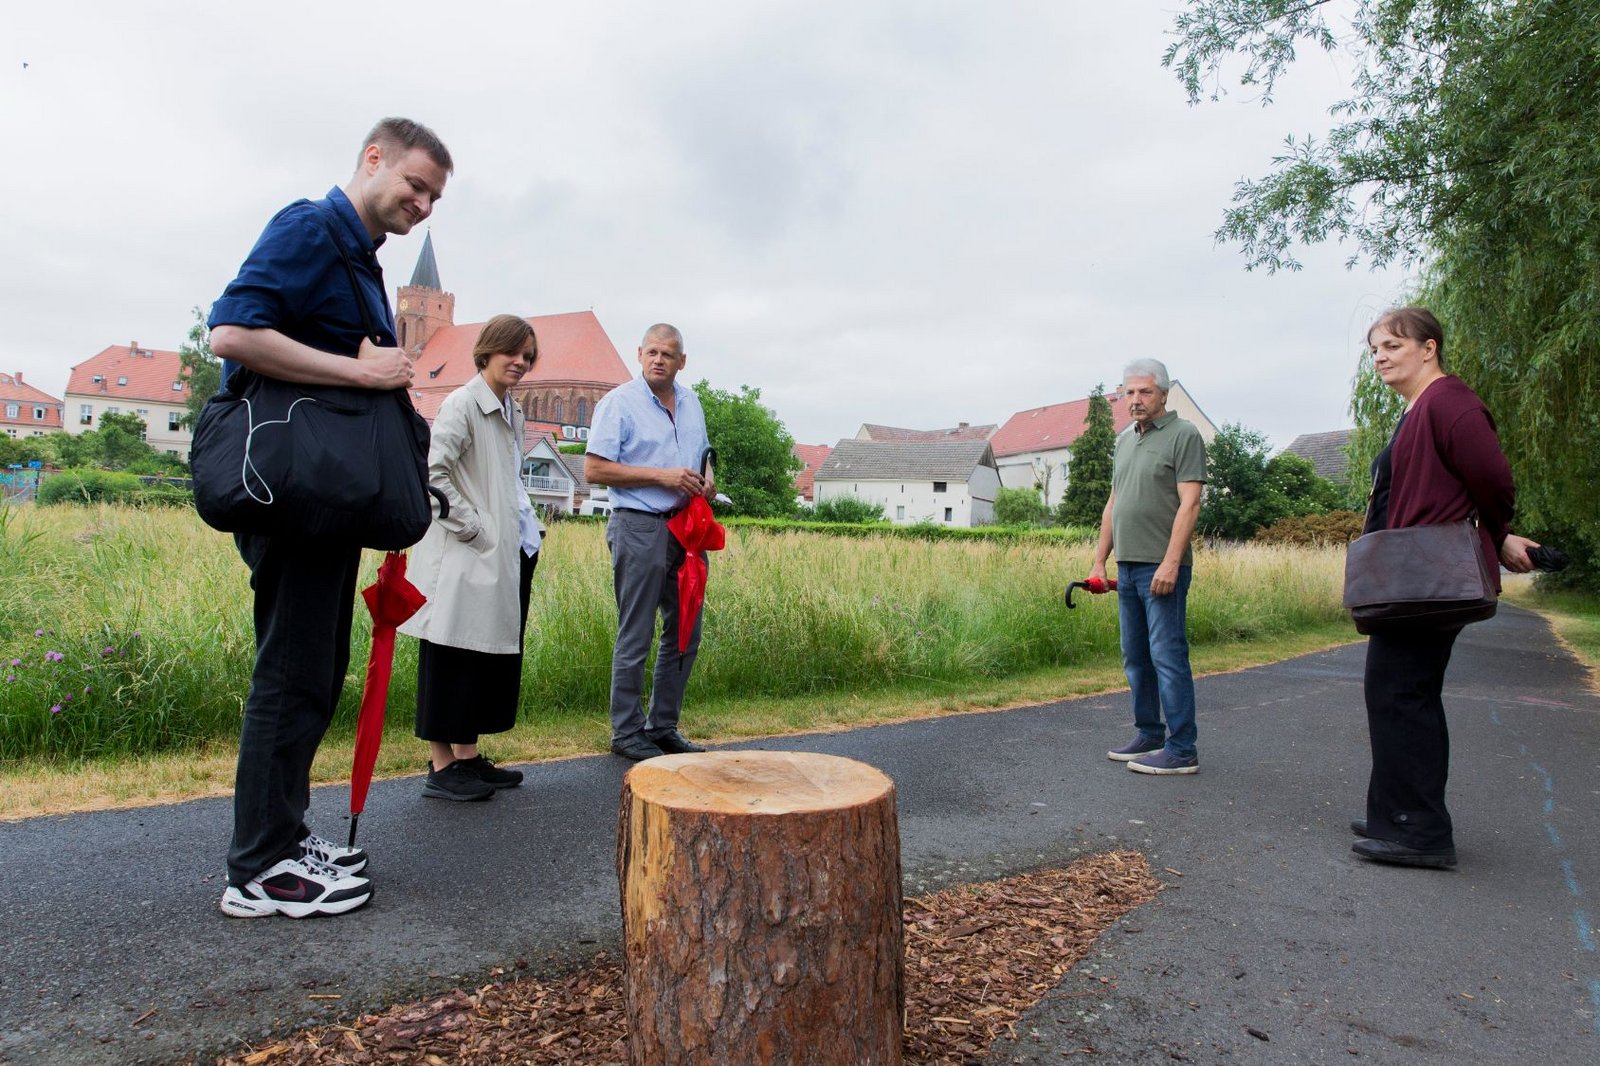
[613,505,685,519]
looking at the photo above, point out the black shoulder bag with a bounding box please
[190,209,439,549]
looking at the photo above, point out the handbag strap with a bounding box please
[311,205,390,346]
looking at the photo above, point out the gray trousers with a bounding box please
[605,509,704,741]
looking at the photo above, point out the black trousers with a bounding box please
[227,532,361,886]
[1363,625,1463,852]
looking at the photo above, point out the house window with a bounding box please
[576,398,588,427]
[117,376,128,386]
[933,481,947,493]
[33,406,45,421]
[106,406,120,415]
[944,507,953,522]
[3,404,16,418]
[171,381,184,392]
[168,412,182,431]
[553,397,564,422]
[80,404,93,425]
[895,505,906,521]
[92,375,103,384]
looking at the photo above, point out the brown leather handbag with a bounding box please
[1341,519,1498,635]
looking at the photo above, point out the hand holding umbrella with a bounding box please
[1064,575,1118,609]
[665,447,727,654]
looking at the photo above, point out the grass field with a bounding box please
[2,503,1363,815]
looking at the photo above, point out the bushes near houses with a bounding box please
[810,496,887,523]
[1254,510,1365,546]
[993,487,1049,526]
[36,470,192,508]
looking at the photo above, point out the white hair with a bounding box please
[1122,358,1170,392]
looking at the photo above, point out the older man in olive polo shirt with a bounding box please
[1088,358,1208,775]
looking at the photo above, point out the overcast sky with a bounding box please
[6,2,1406,450]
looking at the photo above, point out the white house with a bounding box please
[812,440,1001,526]
[63,344,193,459]
[520,433,578,514]
[989,383,1217,507]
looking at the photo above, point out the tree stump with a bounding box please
[616,750,903,1065]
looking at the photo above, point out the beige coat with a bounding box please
[399,374,534,654]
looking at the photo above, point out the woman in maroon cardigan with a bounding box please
[1351,307,1540,868]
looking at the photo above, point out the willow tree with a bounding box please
[1168,0,1600,583]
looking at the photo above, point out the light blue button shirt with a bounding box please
[587,377,710,513]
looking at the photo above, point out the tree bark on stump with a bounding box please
[616,750,903,1065]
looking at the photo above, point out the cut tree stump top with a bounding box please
[624,751,894,815]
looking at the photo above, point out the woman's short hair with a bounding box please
[472,314,537,371]
[1122,358,1171,392]
[1368,307,1446,370]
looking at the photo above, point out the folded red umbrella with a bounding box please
[348,550,428,847]
[666,494,726,653]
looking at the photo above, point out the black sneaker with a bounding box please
[219,857,372,919]
[422,760,495,802]
[457,754,523,789]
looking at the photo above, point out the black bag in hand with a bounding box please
[190,206,434,549]
[191,375,434,549]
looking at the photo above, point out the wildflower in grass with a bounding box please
[5,675,13,683]
[84,685,92,694]
[45,651,64,662]
[101,645,115,657]
[50,704,62,714]
[8,658,18,667]
[34,629,44,637]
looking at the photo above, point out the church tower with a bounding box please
[394,231,455,357]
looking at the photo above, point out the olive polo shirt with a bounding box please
[1110,411,1207,567]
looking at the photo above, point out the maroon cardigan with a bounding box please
[1387,375,1515,591]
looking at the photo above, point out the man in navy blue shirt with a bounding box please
[208,118,451,919]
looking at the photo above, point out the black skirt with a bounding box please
[414,550,537,744]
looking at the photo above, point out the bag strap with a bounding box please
[310,205,388,345]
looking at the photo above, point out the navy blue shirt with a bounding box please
[208,187,397,385]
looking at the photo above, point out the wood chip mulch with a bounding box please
[217,850,1161,1066]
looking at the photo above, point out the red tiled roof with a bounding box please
[0,371,64,430]
[792,443,832,501]
[989,395,1133,458]
[65,345,189,403]
[859,423,996,443]
[410,311,631,393]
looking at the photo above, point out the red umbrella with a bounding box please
[348,549,428,847]
[666,450,727,654]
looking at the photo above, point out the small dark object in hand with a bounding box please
[1528,545,1569,572]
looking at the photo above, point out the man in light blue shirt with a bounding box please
[585,324,714,760]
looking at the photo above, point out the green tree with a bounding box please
[1202,423,1344,539]
[1056,385,1116,527]
[993,486,1048,527]
[1168,0,1600,583]
[693,381,802,518]
[178,306,221,429]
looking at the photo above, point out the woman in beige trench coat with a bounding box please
[400,315,544,802]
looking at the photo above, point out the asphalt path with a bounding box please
[1,606,1596,1065]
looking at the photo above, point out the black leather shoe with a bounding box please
[1350,819,1367,837]
[1352,837,1457,868]
[647,729,707,755]
[610,735,665,761]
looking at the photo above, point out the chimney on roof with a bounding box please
[13,371,20,384]
[958,422,969,428]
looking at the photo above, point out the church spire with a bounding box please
[409,230,442,290]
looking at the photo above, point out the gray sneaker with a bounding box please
[1128,749,1199,775]
[1107,736,1165,762]
[422,760,495,801]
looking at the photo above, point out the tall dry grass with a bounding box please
[0,505,1348,763]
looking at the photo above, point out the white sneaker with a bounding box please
[301,833,368,874]
[220,856,372,919]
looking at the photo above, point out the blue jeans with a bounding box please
[1117,562,1197,759]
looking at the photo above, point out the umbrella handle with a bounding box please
[428,485,449,520]
[347,813,361,849]
[699,446,717,478]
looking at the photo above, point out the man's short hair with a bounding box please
[1123,358,1171,392]
[361,117,454,174]
[641,323,684,350]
